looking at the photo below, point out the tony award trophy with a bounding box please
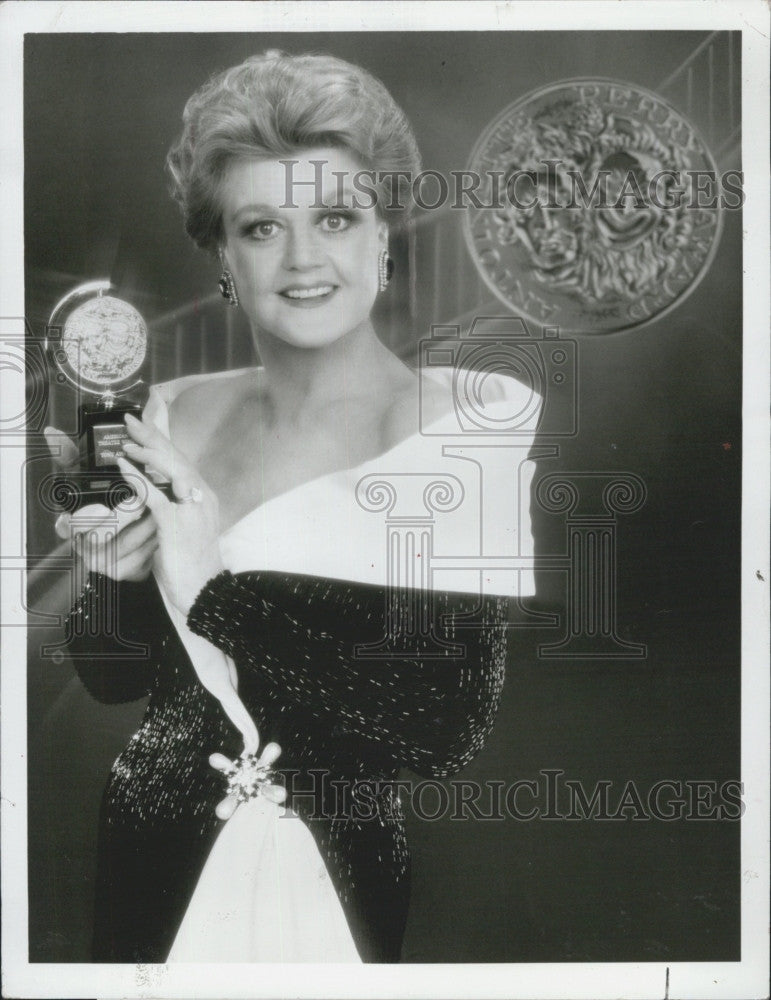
[45,280,171,510]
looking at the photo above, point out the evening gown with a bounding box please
[67,366,541,963]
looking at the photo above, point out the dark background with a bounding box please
[25,32,741,963]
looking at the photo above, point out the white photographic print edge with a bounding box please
[1,2,768,999]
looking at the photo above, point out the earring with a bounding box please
[378,248,394,292]
[217,250,239,308]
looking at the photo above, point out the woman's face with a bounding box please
[219,147,387,349]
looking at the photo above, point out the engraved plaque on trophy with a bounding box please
[45,280,172,510]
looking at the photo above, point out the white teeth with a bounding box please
[283,286,334,299]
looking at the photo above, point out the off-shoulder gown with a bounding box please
[66,367,540,963]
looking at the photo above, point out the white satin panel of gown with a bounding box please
[167,797,360,963]
[146,374,362,963]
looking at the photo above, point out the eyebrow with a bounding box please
[231,203,276,220]
[230,186,362,221]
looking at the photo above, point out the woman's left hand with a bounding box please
[118,412,223,615]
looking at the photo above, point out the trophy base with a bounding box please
[83,400,142,468]
[49,401,174,512]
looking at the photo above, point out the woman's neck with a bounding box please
[249,319,412,428]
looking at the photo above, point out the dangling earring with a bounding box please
[378,248,394,292]
[218,249,239,308]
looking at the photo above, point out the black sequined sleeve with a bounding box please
[65,573,167,704]
[187,570,507,778]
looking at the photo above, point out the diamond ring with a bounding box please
[176,486,204,505]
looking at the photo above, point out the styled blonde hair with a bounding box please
[166,50,422,252]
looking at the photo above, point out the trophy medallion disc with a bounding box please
[60,294,147,388]
[463,78,724,335]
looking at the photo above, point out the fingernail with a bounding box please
[123,441,139,450]
[54,513,71,538]
[124,413,139,424]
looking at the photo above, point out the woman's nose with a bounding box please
[283,228,323,270]
[535,206,554,232]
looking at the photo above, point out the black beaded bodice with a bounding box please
[68,569,507,961]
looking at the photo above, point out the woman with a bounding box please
[54,50,540,964]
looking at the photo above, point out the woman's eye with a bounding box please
[321,212,352,233]
[246,221,280,240]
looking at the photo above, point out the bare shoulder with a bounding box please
[380,368,453,451]
[168,370,257,460]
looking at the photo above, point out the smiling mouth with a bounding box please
[279,284,337,302]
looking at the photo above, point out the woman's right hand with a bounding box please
[45,426,159,582]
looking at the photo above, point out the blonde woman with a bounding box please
[55,50,540,963]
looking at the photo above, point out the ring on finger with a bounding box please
[176,486,203,505]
